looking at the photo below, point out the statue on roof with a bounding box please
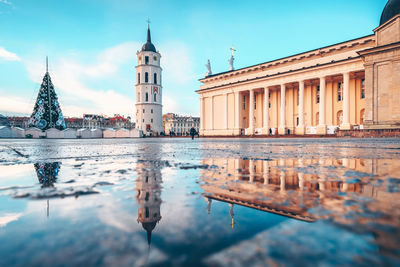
[229,45,236,71]
[205,59,212,76]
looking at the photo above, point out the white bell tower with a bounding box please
[135,25,163,135]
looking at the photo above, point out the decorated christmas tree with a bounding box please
[28,58,66,130]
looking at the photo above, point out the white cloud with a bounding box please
[0,0,12,5]
[2,40,198,118]
[0,93,33,115]
[0,213,22,227]
[24,42,141,117]
[0,47,21,61]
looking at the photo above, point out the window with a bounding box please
[138,93,140,101]
[337,82,343,101]
[153,56,157,61]
[154,93,156,102]
[361,79,365,99]
[337,110,343,125]
[151,119,153,123]
[145,56,149,64]
[142,119,144,122]
[138,73,140,84]
[316,86,320,104]
[151,109,153,114]
[242,95,246,110]
[254,93,257,109]
[145,93,148,102]
[143,109,145,113]
[360,109,365,124]
[154,73,157,84]
[145,72,149,83]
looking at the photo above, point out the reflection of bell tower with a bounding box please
[136,161,162,246]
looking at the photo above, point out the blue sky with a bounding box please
[0,0,387,118]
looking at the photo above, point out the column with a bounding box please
[263,87,270,135]
[209,96,213,130]
[224,93,228,130]
[234,92,240,135]
[200,97,204,132]
[341,72,352,130]
[248,89,254,135]
[296,80,305,135]
[278,84,286,135]
[317,76,327,135]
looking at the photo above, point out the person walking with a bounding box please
[190,127,197,140]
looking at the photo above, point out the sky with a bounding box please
[0,0,388,118]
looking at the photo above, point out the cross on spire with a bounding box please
[230,45,236,57]
[46,56,48,73]
[146,18,151,28]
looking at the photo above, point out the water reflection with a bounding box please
[34,162,61,188]
[200,157,400,261]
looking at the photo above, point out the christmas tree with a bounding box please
[28,58,66,130]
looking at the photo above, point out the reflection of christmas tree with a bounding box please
[34,162,61,188]
[28,59,66,130]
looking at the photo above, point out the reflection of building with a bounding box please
[163,113,200,136]
[198,1,400,136]
[0,114,10,126]
[135,25,163,135]
[34,162,61,188]
[201,157,399,222]
[135,155,162,246]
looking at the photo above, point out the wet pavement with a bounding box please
[0,138,399,267]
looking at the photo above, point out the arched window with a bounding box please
[145,93,148,102]
[137,73,140,84]
[337,110,343,126]
[154,73,157,84]
[360,109,365,125]
[145,72,148,83]
[154,93,156,102]
[361,79,365,99]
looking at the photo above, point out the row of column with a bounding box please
[199,72,351,134]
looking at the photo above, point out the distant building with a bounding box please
[65,118,84,129]
[0,114,10,126]
[163,113,200,136]
[7,117,29,128]
[83,114,103,129]
[82,114,133,129]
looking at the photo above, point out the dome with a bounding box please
[380,0,400,26]
[141,27,157,52]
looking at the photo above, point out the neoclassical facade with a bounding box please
[197,0,400,136]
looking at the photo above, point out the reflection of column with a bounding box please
[278,84,286,135]
[249,160,255,182]
[235,158,240,180]
[280,171,286,192]
[263,87,270,134]
[296,80,305,135]
[298,172,304,190]
[317,76,327,135]
[263,160,269,185]
[248,89,255,135]
[341,72,352,130]
[136,156,162,247]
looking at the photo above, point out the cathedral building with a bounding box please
[197,0,400,136]
[135,26,163,136]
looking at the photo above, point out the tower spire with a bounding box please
[46,56,48,73]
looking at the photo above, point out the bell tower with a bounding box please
[135,24,163,135]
